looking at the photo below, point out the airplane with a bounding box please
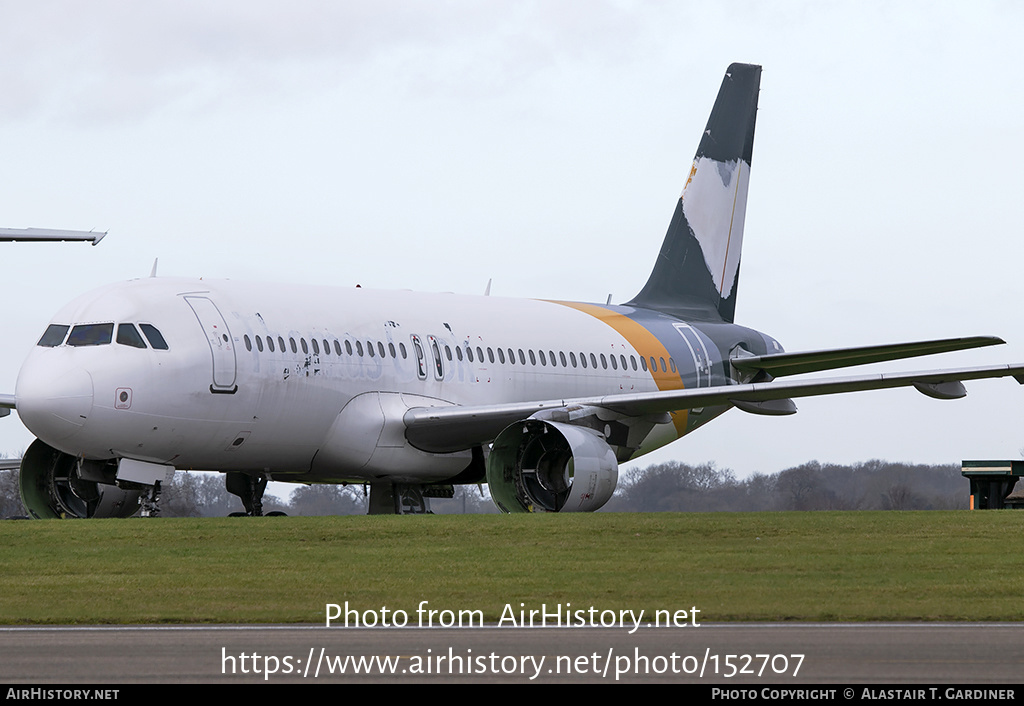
[3,62,1023,518]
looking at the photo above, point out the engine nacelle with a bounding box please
[486,419,618,513]
[19,439,141,519]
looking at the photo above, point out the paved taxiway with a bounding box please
[1,623,1021,683]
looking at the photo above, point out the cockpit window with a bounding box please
[37,324,70,347]
[139,324,169,350]
[66,323,114,347]
[116,323,147,349]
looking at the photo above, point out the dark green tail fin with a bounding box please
[626,63,761,322]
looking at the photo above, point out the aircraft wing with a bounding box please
[0,227,106,245]
[0,458,20,471]
[404,363,1024,453]
[730,336,1004,378]
[0,393,13,418]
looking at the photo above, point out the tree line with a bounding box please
[603,459,969,512]
[0,459,974,518]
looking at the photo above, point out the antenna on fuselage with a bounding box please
[484,278,492,296]
[149,258,158,277]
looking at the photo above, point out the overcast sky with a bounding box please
[2,1,1022,479]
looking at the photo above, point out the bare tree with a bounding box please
[288,483,366,516]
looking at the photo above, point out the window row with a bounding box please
[37,323,169,350]
[242,331,678,376]
[243,333,408,360]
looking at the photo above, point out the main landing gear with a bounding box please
[225,471,287,517]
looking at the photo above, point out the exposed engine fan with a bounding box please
[19,439,140,519]
[486,419,617,512]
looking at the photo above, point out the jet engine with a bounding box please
[486,419,617,513]
[18,439,140,519]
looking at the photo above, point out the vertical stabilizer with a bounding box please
[626,63,760,322]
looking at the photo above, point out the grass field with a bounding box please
[1,511,1022,624]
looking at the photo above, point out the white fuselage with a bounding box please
[16,277,714,484]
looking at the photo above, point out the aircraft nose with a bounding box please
[16,363,95,444]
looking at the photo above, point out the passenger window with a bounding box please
[37,324,70,347]
[378,342,386,358]
[267,337,275,353]
[345,340,353,355]
[256,336,264,353]
[335,340,342,356]
[388,342,396,358]
[312,339,319,355]
[279,336,286,353]
[301,338,309,355]
[290,337,298,354]
[117,323,147,349]
[67,323,114,347]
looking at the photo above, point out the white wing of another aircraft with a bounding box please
[0,227,105,244]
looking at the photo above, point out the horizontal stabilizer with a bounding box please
[730,336,1004,378]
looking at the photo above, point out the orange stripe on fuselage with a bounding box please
[547,300,688,436]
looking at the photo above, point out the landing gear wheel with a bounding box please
[225,472,269,516]
[139,481,162,517]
